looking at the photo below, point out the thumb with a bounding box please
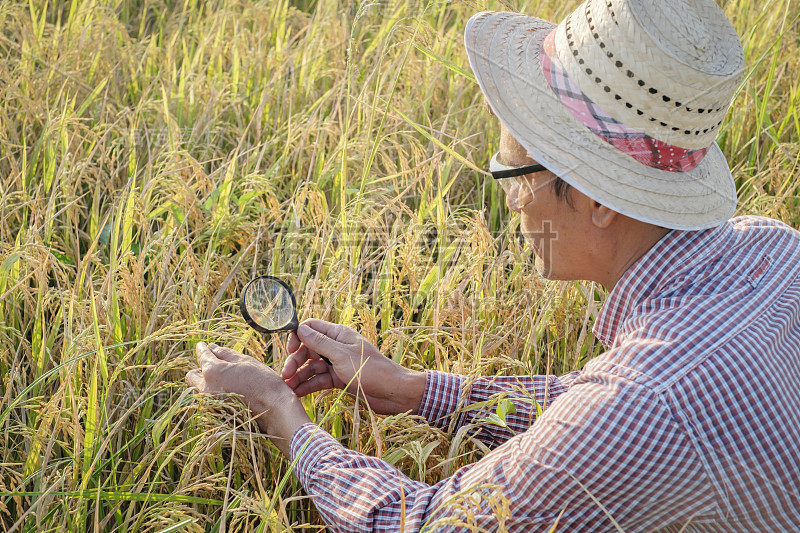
[297,319,350,360]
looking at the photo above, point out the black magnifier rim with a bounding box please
[240,275,299,334]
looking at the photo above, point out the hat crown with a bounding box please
[554,0,744,149]
[631,0,741,73]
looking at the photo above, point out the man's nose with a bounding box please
[505,183,523,213]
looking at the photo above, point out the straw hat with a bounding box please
[465,0,745,230]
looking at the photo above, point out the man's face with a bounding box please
[496,120,593,281]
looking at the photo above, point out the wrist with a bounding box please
[253,394,311,456]
[402,369,428,415]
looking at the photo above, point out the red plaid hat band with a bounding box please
[540,30,710,173]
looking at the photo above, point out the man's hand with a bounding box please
[282,318,427,416]
[185,342,311,456]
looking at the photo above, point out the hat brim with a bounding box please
[465,12,736,231]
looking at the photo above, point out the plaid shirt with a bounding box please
[291,216,800,532]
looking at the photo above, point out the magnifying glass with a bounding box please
[239,275,330,364]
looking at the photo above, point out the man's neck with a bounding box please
[600,220,671,290]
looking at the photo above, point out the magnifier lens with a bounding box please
[241,276,297,332]
[239,275,331,364]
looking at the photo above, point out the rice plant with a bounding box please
[0,0,797,531]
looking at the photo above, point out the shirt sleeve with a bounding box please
[417,369,580,448]
[290,371,712,533]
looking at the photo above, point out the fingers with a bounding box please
[196,342,221,372]
[282,345,308,379]
[197,341,246,371]
[185,369,205,390]
[292,373,335,398]
[286,332,301,354]
[284,357,330,390]
[282,343,323,375]
[207,343,242,363]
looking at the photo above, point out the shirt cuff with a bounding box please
[289,423,344,487]
[417,370,466,430]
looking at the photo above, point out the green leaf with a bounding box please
[496,399,517,423]
[50,248,74,265]
[413,43,475,82]
[472,399,517,428]
[0,252,22,274]
[390,104,486,174]
[76,76,109,117]
[98,220,113,245]
[480,413,507,428]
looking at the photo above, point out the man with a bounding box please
[186,0,800,530]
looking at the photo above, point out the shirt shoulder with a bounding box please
[593,216,800,389]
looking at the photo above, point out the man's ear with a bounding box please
[591,201,617,228]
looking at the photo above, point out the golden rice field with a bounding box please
[0,0,798,531]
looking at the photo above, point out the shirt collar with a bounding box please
[593,223,729,347]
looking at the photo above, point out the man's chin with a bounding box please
[534,255,555,280]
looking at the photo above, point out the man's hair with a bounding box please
[553,176,572,205]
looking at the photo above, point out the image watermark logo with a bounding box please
[122,127,221,148]
[529,220,558,258]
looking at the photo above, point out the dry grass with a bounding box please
[0,0,797,531]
